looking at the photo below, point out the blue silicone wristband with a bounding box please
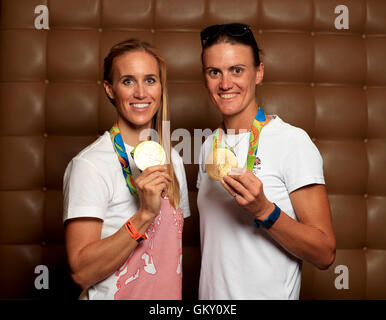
[254,203,281,229]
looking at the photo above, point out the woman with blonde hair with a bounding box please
[63,39,190,300]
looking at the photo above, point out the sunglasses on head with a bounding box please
[200,23,253,48]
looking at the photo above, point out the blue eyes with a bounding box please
[122,78,157,85]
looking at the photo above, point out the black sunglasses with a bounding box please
[200,23,253,48]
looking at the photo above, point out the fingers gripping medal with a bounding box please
[110,124,168,197]
[206,106,267,181]
[131,141,166,171]
[205,148,238,181]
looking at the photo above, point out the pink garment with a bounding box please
[114,196,184,300]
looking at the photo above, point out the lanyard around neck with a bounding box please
[109,124,138,196]
[213,107,267,172]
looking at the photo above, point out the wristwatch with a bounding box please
[254,203,281,229]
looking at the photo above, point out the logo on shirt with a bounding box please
[252,156,261,175]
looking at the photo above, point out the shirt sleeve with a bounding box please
[172,150,191,219]
[282,128,325,194]
[63,157,110,223]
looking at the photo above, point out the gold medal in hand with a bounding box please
[205,148,238,181]
[132,141,166,171]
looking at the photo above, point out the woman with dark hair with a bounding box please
[197,23,336,299]
[63,39,190,300]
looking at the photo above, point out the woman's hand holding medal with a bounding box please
[221,168,275,221]
[204,147,238,181]
[133,141,170,219]
[135,165,172,219]
[205,107,272,221]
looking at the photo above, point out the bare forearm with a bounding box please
[263,211,336,269]
[72,226,136,289]
[70,212,153,289]
[222,173,336,270]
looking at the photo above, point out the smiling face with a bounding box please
[202,42,263,119]
[104,50,162,129]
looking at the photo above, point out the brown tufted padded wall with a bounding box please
[0,0,385,300]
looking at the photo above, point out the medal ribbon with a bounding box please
[109,124,138,196]
[213,107,267,172]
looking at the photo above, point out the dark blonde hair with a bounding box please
[103,39,180,209]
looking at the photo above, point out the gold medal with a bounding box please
[132,141,166,171]
[205,148,238,181]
